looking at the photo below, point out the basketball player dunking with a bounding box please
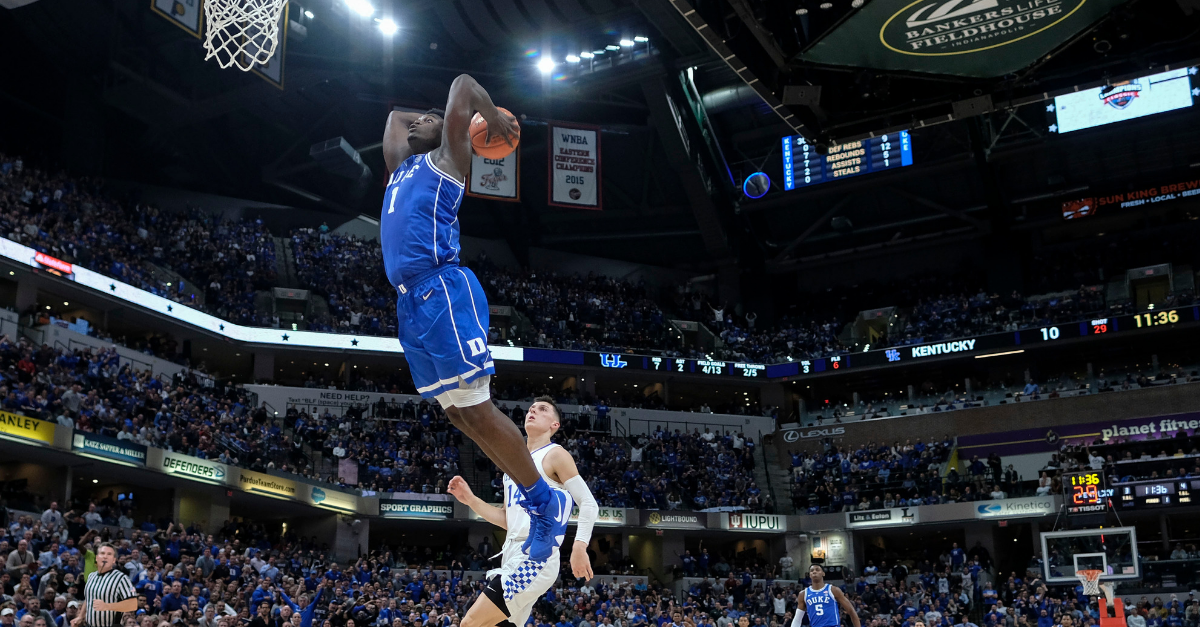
[447,397,599,627]
[381,75,568,560]
[793,565,861,627]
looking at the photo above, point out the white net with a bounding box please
[203,0,287,71]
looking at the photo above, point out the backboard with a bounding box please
[1041,527,1140,584]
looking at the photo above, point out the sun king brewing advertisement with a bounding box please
[549,124,601,210]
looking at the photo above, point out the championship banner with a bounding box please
[800,0,1129,78]
[151,0,203,38]
[468,148,520,201]
[548,123,601,210]
[0,411,56,445]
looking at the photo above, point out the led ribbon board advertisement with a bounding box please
[1050,68,1195,134]
[800,0,1130,77]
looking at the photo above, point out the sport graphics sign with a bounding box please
[974,496,1055,519]
[380,498,454,519]
[72,431,147,466]
[722,513,787,532]
[468,148,520,201]
[846,507,918,528]
[800,0,1128,78]
[158,452,230,485]
[548,124,601,210]
[0,411,56,445]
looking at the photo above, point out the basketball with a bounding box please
[470,107,519,160]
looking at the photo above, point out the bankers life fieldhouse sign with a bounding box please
[801,0,1128,78]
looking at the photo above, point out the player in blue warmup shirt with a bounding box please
[380,75,568,561]
[792,565,860,627]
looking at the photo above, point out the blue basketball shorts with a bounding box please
[395,265,495,398]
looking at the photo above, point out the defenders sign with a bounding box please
[722,513,787,532]
[158,453,230,485]
[0,411,56,445]
[801,0,1128,78]
[380,498,454,519]
[548,124,601,210]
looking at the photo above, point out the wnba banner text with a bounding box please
[549,125,601,209]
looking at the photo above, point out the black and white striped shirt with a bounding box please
[84,566,136,626]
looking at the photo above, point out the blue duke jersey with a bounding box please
[382,153,465,283]
[382,152,495,398]
[805,584,842,627]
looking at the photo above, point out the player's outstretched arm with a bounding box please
[832,586,860,627]
[544,448,597,580]
[447,475,507,529]
[439,74,517,181]
[383,110,424,174]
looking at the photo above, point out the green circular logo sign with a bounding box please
[880,0,1087,57]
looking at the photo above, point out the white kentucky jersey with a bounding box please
[500,443,572,557]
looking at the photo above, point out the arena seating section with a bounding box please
[3,152,1198,366]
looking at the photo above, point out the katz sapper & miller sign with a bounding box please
[723,513,787,532]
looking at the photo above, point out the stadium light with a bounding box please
[633,36,648,42]
[580,51,595,58]
[378,18,398,35]
[619,39,634,47]
[566,54,580,63]
[304,9,314,18]
[605,44,620,51]
[345,0,374,17]
[537,57,555,74]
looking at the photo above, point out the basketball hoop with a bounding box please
[1076,570,1105,598]
[202,0,286,71]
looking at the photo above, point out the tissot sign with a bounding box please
[801,0,1128,77]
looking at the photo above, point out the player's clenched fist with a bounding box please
[447,475,475,503]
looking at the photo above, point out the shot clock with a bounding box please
[1064,470,1111,514]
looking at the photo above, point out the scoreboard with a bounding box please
[783,131,913,190]
[1065,470,1111,514]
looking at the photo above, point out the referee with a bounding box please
[73,543,137,627]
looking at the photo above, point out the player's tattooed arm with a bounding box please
[441,74,517,182]
[447,475,507,529]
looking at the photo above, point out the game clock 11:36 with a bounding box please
[1064,470,1111,514]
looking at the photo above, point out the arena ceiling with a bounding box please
[1,0,1199,274]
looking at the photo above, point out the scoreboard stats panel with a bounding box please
[783,131,913,190]
[1064,470,1111,514]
